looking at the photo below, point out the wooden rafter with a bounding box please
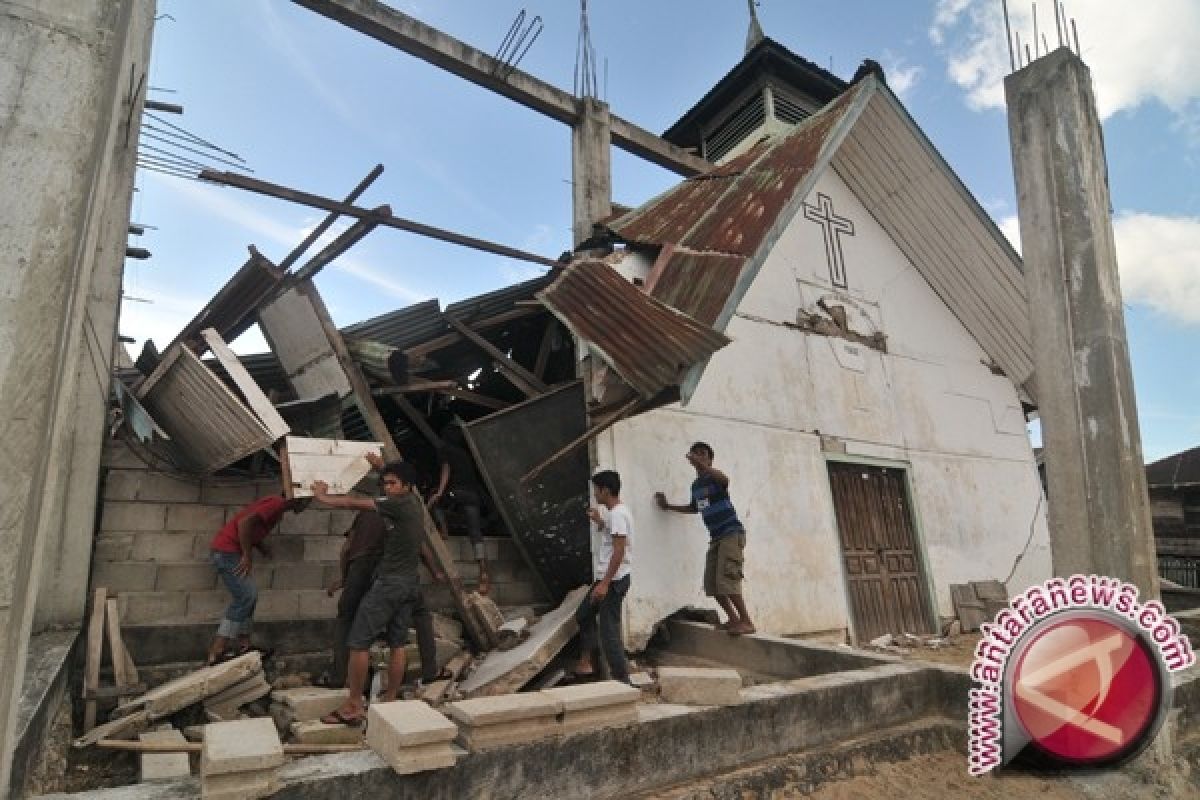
[445,317,548,398]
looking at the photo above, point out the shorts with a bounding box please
[345,574,419,650]
[704,532,746,596]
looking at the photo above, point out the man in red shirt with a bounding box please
[206,493,310,665]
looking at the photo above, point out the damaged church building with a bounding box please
[19,1,1181,798]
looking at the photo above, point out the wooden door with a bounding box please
[827,462,936,643]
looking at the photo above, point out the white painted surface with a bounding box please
[599,170,1051,647]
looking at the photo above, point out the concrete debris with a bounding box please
[290,720,363,746]
[138,728,190,782]
[445,692,562,751]
[629,672,655,690]
[495,617,530,650]
[201,718,284,800]
[657,667,743,706]
[366,700,458,775]
[542,681,639,736]
[114,652,264,720]
[460,585,588,697]
[270,687,346,723]
[868,634,894,648]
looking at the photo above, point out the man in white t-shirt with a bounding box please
[575,469,633,683]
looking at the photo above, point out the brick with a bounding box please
[303,536,344,562]
[201,718,283,776]
[156,563,218,591]
[272,687,346,722]
[255,590,299,620]
[132,532,199,562]
[265,537,305,562]
[540,681,639,713]
[201,482,258,506]
[100,502,167,532]
[92,561,158,592]
[103,470,144,502]
[367,700,457,752]
[120,591,188,624]
[106,472,202,503]
[444,692,560,727]
[139,728,190,782]
[166,505,226,532]
[290,720,363,745]
[657,667,743,706]
[194,533,217,560]
[279,511,329,536]
[268,562,327,590]
[297,590,338,619]
[188,590,229,621]
[93,533,133,562]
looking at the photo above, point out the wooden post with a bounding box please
[83,588,107,730]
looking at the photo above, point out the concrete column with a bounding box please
[0,0,155,794]
[571,98,612,247]
[1005,48,1158,597]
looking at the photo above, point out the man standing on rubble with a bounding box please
[311,461,430,725]
[575,470,633,684]
[206,493,311,666]
[428,423,490,595]
[655,442,756,635]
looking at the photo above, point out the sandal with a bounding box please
[321,709,365,727]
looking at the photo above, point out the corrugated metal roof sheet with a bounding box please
[444,273,555,320]
[343,298,446,350]
[139,345,276,473]
[537,260,730,398]
[1146,446,1200,488]
[169,248,285,354]
[649,249,746,327]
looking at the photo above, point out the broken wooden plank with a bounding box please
[105,598,132,694]
[74,710,151,748]
[279,164,383,270]
[112,652,263,720]
[460,585,589,697]
[405,306,542,359]
[533,318,556,380]
[430,387,511,412]
[200,169,562,268]
[372,380,458,395]
[522,396,641,485]
[282,436,382,499]
[445,316,548,397]
[388,392,442,449]
[95,739,366,755]
[289,210,385,287]
[84,684,147,700]
[83,588,108,731]
[200,328,291,441]
[420,508,488,651]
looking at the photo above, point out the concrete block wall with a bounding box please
[91,442,543,627]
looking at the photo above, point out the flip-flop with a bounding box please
[321,709,365,727]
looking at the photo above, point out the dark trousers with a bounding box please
[331,558,438,686]
[575,574,631,683]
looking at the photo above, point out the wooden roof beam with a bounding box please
[291,0,711,177]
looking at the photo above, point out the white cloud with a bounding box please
[1113,212,1200,325]
[995,210,1200,327]
[883,52,924,102]
[929,0,1200,122]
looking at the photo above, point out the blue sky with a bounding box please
[125,0,1200,461]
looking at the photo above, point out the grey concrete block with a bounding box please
[120,591,189,625]
[166,504,226,532]
[133,532,200,562]
[193,533,216,560]
[100,502,167,532]
[93,533,134,562]
[303,536,344,562]
[201,717,283,776]
[273,688,345,722]
[540,680,639,712]
[92,561,158,591]
[103,469,145,502]
[279,512,330,536]
[270,563,327,590]
[105,471,202,503]
[657,667,743,706]
[297,590,338,619]
[255,590,299,620]
[139,728,191,782]
[187,590,230,621]
[200,482,258,506]
[445,692,561,726]
[367,700,457,748]
[156,563,218,591]
[266,537,305,562]
[327,510,359,535]
[290,720,362,745]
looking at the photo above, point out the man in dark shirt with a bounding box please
[312,461,432,724]
[429,424,490,594]
[654,441,756,635]
[325,509,444,688]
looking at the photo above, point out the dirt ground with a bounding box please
[878,632,982,669]
[795,750,1190,800]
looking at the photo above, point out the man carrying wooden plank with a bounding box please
[206,494,312,666]
[311,462,431,725]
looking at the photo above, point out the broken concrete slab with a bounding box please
[270,687,345,722]
[657,666,743,706]
[459,585,588,697]
[115,652,263,720]
[139,729,190,782]
[365,700,458,775]
[290,720,363,746]
[203,675,271,717]
[201,718,284,777]
[73,709,151,748]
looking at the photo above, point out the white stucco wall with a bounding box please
[599,169,1051,647]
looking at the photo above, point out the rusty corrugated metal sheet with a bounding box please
[649,249,747,327]
[169,248,285,354]
[536,260,730,398]
[138,344,276,473]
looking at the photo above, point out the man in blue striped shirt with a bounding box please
[655,442,756,635]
